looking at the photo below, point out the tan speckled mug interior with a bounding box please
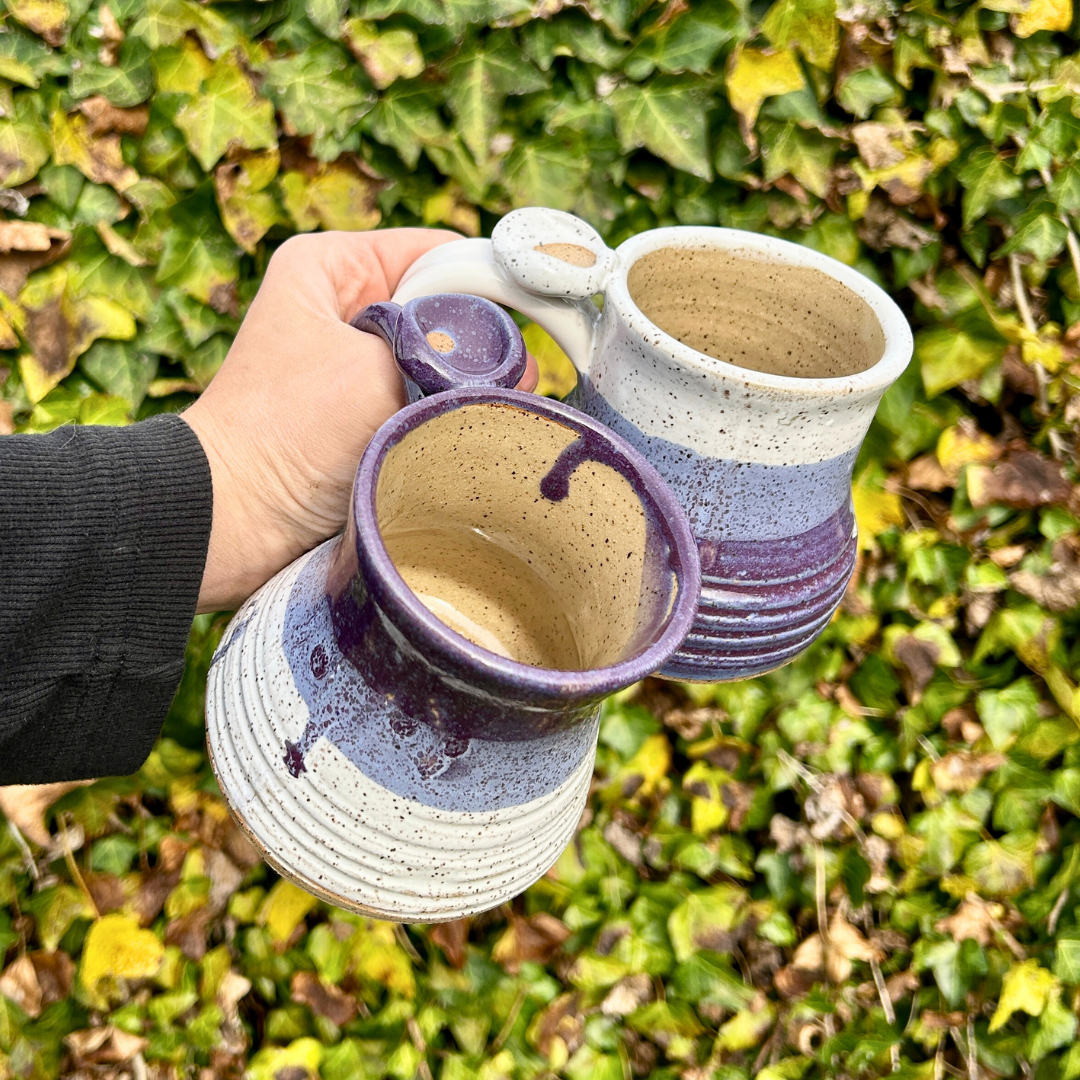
[626,246,886,378]
[374,401,655,670]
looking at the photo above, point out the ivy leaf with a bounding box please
[279,161,382,233]
[760,0,838,70]
[445,37,548,162]
[263,41,374,159]
[343,19,424,89]
[956,147,1024,227]
[994,200,1069,262]
[3,0,68,47]
[978,679,1041,750]
[989,960,1059,1031]
[608,75,713,180]
[626,3,742,79]
[51,109,139,191]
[1054,937,1080,984]
[174,51,277,172]
[503,136,589,212]
[915,326,1005,398]
[0,91,49,186]
[1051,162,1080,214]
[79,339,157,409]
[365,88,446,169]
[1012,0,1073,37]
[156,196,239,310]
[724,45,804,143]
[69,39,154,107]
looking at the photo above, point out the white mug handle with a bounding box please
[392,209,618,374]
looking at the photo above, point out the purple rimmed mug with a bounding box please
[205,294,699,921]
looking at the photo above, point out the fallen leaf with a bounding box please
[531,992,585,1058]
[930,751,1007,794]
[491,913,570,974]
[936,419,1000,481]
[825,912,880,984]
[600,973,653,1017]
[967,451,1071,509]
[258,880,318,947]
[165,906,212,960]
[906,454,951,492]
[0,780,92,846]
[80,913,164,994]
[1010,539,1080,612]
[65,1026,148,1064]
[290,970,358,1028]
[935,895,1009,946]
[852,121,904,169]
[0,954,42,1017]
[430,919,469,970]
[29,949,74,1007]
[892,633,939,702]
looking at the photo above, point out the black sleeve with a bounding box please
[0,413,213,784]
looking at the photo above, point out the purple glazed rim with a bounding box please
[351,386,701,701]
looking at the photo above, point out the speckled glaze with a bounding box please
[394,209,914,681]
[205,295,699,921]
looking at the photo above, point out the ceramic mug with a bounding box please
[393,208,914,682]
[205,294,699,921]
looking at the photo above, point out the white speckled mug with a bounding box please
[394,208,913,682]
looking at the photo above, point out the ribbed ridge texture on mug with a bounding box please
[206,547,594,923]
[661,505,858,681]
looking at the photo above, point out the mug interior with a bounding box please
[626,245,886,379]
[373,400,676,671]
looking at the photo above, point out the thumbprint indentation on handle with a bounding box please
[540,435,592,501]
[535,242,597,268]
[426,330,455,353]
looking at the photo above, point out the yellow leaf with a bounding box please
[522,323,577,400]
[81,914,164,994]
[725,46,805,140]
[214,151,282,254]
[989,960,1058,1031]
[936,423,999,481]
[422,185,480,237]
[280,163,382,233]
[4,0,67,46]
[352,920,416,997]
[852,471,904,551]
[1013,0,1072,36]
[152,36,212,95]
[622,733,672,801]
[51,110,139,192]
[257,880,318,945]
[0,310,18,350]
[247,1037,323,1080]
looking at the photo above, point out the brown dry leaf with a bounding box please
[531,992,585,1058]
[65,1026,147,1065]
[216,969,252,1023]
[77,96,148,137]
[0,954,42,1018]
[1010,539,1080,612]
[0,400,14,435]
[852,122,905,169]
[491,912,570,974]
[30,949,74,1007]
[165,907,212,960]
[0,236,71,299]
[85,872,127,915]
[0,221,70,254]
[205,848,244,916]
[430,918,469,970]
[96,2,123,64]
[600,973,653,1017]
[930,751,1007,793]
[892,633,939,703]
[290,971,357,1028]
[603,820,642,866]
[825,912,880,983]
[967,450,1071,509]
[805,776,865,841]
[774,932,824,998]
[133,836,190,925]
[51,110,139,192]
[935,895,1008,946]
[0,780,92,846]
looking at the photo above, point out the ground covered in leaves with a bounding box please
[3,0,1080,1078]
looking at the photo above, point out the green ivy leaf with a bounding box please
[174,51,277,171]
[445,35,548,161]
[365,89,445,169]
[502,136,589,212]
[994,199,1069,262]
[608,75,713,179]
[760,0,838,70]
[956,147,1024,227]
[915,325,1005,398]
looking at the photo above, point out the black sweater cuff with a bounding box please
[0,413,213,784]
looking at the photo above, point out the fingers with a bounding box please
[265,228,464,321]
[517,352,540,394]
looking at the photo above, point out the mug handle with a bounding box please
[392,209,618,374]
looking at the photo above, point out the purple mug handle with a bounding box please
[352,293,526,402]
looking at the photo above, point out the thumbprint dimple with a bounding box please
[283,740,306,777]
[310,644,328,679]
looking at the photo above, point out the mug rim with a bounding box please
[352,387,701,700]
[609,226,913,397]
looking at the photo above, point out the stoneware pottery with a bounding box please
[205,293,700,922]
[393,208,914,682]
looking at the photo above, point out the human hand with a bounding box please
[182,229,539,614]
